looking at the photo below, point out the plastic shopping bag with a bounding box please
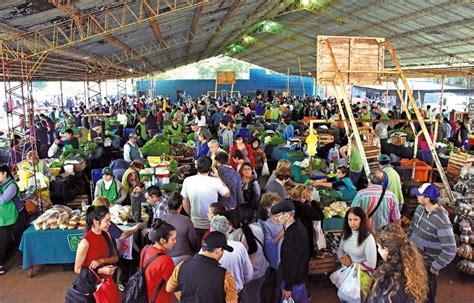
[337,264,361,303]
[262,161,270,176]
[329,265,352,288]
[358,265,373,301]
[313,221,326,249]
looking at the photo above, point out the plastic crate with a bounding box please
[400,159,431,182]
[291,164,308,183]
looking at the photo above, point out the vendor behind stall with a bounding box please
[0,164,28,275]
[123,132,143,163]
[94,167,127,205]
[134,113,149,146]
[312,165,357,201]
[47,129,79,158]
[121,158,145,195]
[59,119,79,138]
[339,140,364,187]
[19,151,50,179]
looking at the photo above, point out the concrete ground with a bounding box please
[0,252,472,303]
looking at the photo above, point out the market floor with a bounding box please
[0,253,473,303]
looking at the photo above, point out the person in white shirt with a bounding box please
[210,215,254,294]
[123,133,143,162]
[181,156,230,241]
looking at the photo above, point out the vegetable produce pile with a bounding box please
[169,143,195,158]
[387,128,415,142]
[140,137,171,156]
[49,142,97,170]
[318,189,343,206]
[322,201,349,219]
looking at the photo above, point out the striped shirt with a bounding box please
[407,205,456,274]
[351,185,400,233]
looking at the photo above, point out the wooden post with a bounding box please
[394,82,419,179]
[386,41,453,201]
[324,39,371,176]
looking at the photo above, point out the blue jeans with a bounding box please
[281,282,308,303]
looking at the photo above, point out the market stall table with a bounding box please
[20,224,134,277]
[323,217,344,232]
[271,147,305,162]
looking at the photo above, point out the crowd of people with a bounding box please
[1,92,469,303]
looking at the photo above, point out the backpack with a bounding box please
[124,246,165,303]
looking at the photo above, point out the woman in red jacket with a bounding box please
[142,219,177,303]
[229,135,256,171]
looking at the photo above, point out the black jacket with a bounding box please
[291,200,324,254]
[280,219,310,291]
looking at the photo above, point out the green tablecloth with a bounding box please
[19,224,134,269]
[19,225,84,269]
[323,217,344,231]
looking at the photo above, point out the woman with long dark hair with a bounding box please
[241,162,261,209]
[337,207,377,271]
[68,206,118,303]
[366,224,428,303]
[74,206,118,275]
[0,164,28,275]
[230,206,269,303]
[141,219,176,303]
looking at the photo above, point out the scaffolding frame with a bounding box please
[317,36,454,201]
[2,56,37,172]
[117,78,127,100]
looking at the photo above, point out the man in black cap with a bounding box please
[271,200,310,303]
[166,231,238,303]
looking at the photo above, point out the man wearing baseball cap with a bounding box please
[166,231,238,302]
[377,154,404,210]
[271,200,310,303]
[93,167,126,205]
[123,132,143,162]
[407,183,456,303]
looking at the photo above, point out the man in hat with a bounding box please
[271,200,310,303]
[94,167,126,205]
[123,132,143,162]
[377,154,404,210]
[407,183,456,303]
[121,158,145,195]
[210,215,253,294]
[166,231,238,303]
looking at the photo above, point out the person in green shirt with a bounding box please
[165,118,184,143]
[340,141,363,187]
[377,154,404,211]
[59,119,79,138]
[270,107,280,122]
[94,167,127,205]
[0,164,24,275]
[134,113,149,146]
[312,165,357,201]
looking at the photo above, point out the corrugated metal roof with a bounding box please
[0,0,472,81]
